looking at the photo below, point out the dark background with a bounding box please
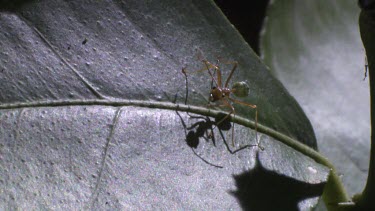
[214,0,270,55]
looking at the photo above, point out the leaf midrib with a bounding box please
[0,98,326,166]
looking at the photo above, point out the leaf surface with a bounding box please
[0,0,327,210]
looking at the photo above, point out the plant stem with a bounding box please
[357,5,375,210]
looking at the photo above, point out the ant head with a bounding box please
[209,86,222,102]
[232,81,250,97]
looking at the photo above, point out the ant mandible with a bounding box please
[182,59,259,148]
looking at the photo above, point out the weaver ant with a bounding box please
[182,58,260,150]
[176,65,258,168]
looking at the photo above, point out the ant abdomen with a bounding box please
[232,81,250,98]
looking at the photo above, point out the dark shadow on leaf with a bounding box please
[231,152,326,211]
[184,112,232,149]
[185,114,230,148]
[214,112,232,131]
[186,130,200,148]
[176,110,223,168]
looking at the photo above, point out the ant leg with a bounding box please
[223,61,238,88]
[181,68,189,105]
[210,99,236,146]
[217,124,257,154]
[182,67,213,119]
[228,97,260,148]
[181,66,213,76]
[182,60,219,76]
[191,148,223,168]
[202,60,222,88]
[182,60,221,93]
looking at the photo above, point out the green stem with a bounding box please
[356,6,375,210]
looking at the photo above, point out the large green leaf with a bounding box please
[1,0,328,210]
[261,0,369,199]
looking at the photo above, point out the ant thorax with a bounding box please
[209,86,231,103]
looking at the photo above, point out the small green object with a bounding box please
[232,81,249,97]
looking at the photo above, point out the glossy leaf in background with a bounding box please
[261,0,370,197]
[1,0,327,210]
